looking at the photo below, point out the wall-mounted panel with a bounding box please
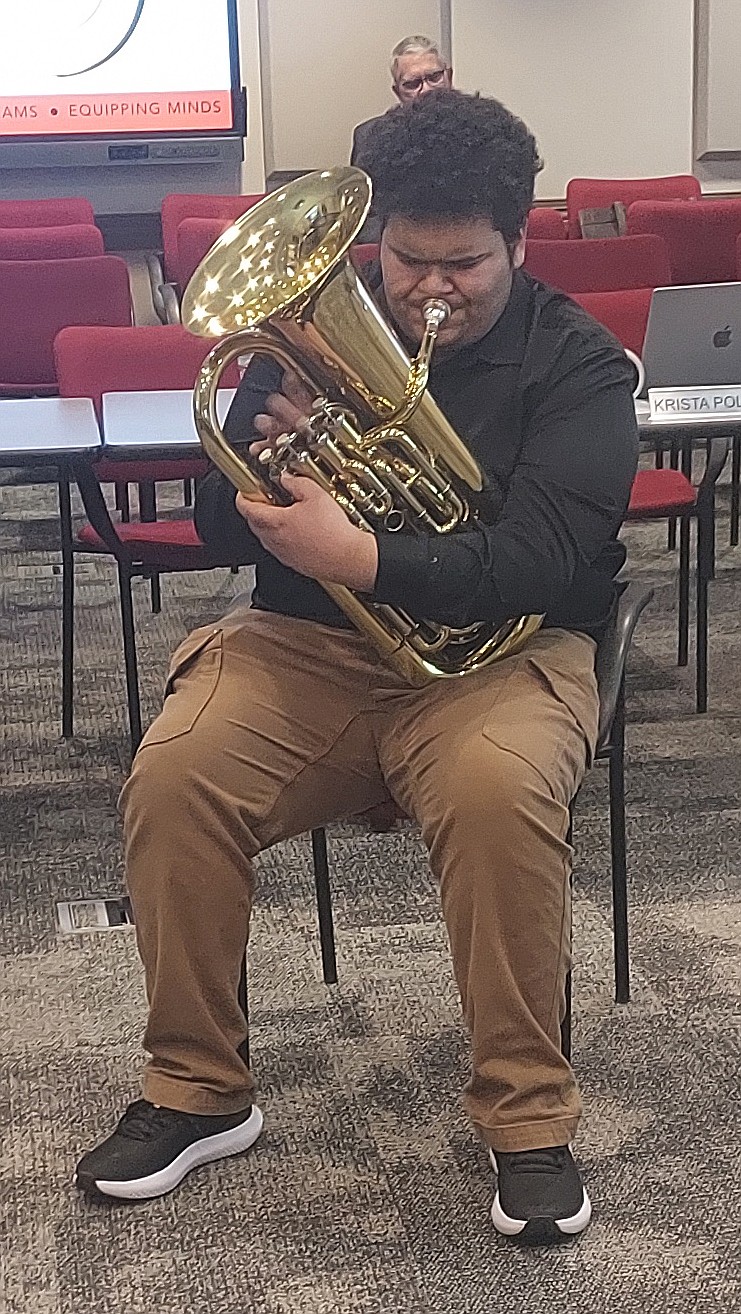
[697,0,741,158]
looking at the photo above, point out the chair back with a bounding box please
[0,224,104,260]
[0,256,132,394]
[595,582,654,751]
[0,197,95,228]
[525,234,670,293]
[175,218,232,291]
[527,207,567,239]
[350,243,380,271]
[54,323,240,483]
[566,175,701,240]
[628,197,741,284]
[570,288,653,357]
[161,192,265,284]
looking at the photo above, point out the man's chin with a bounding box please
[433,323,468,351]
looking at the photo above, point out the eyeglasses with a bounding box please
[397,68,448,94]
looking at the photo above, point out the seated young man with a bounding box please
[77,91,638,1245]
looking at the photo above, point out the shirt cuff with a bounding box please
[371,531,436,606]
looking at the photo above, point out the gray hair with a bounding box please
[390,35,444,82]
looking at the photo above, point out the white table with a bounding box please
[0,397,101,465]
[0,398,103,739]
[101,388,236,456]
[635,396,741,439]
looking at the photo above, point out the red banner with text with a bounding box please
[0,91,232,136]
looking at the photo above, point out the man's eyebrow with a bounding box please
[386,245,492,265]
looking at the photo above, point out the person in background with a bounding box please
[351,35,454,168]
[351,34,454,247]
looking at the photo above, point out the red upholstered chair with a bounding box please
[624,452,727,714]
[527,207,568,239]
[570,292,725,711]
[175,217,232,292]
[566,175,701,240]
[570,288,652,357]
[54,324,243,749]
[0,197,95,227]
[525,235,670,293]
[158,190,264,279]
[350,242,380,271]
[151,193,265,320]
[628,198,741,284]
[0,256,132,396]
[0,224,104,260]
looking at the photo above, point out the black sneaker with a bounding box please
[490,1146,592,1245]
[75,1100,263,1201]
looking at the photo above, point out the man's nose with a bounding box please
[417,265,455,296]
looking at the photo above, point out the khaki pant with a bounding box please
[120,608,599,1153]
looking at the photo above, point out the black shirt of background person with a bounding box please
[351,114,387,169]
[194,270,639,643]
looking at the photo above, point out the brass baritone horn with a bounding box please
[181,167,542,687]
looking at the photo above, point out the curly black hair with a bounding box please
[359,91,543,244]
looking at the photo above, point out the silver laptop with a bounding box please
[642,282,741,392]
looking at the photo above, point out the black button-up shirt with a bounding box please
[194,270,639,641]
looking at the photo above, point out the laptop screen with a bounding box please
[642,283,741,390]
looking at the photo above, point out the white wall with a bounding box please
[238,0,741,200]
[452,0,695,199]
[255,0,443,173]
[237,0,267,191]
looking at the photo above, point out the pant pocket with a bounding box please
[479,643,598,807]
[140,626,224,746]
[525,653,599,767]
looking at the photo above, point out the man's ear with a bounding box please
[512,229,527,269]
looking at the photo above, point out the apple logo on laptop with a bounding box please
[713,325,733,349]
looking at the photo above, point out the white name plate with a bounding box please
[648,384,741,422]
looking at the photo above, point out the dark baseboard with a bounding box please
[96,212,162,253]
[266,169,312,192]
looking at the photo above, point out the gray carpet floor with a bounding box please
[1,476,740,1313]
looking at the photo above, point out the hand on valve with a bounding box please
[236,369,379,590]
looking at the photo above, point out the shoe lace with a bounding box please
[118,1100,183,1142]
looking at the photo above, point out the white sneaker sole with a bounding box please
[92,1105,264,1201]
[489,1147,592,1238]
[491,1185,592,1237]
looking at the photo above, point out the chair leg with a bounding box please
[560,813,574,1061]
[667,440,680,550]
[560,970,572,1064]
[677,515,691,667]
[58,479,75,739]
[311,827,338,985]
[608,681,630,1004]
[696,502,713,715]
[183,479,193,508]
[117,565,143,755]
[237,955,250,1068]
[731,432,740,548]
[115,482,130,523]
[137,482,161,615]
